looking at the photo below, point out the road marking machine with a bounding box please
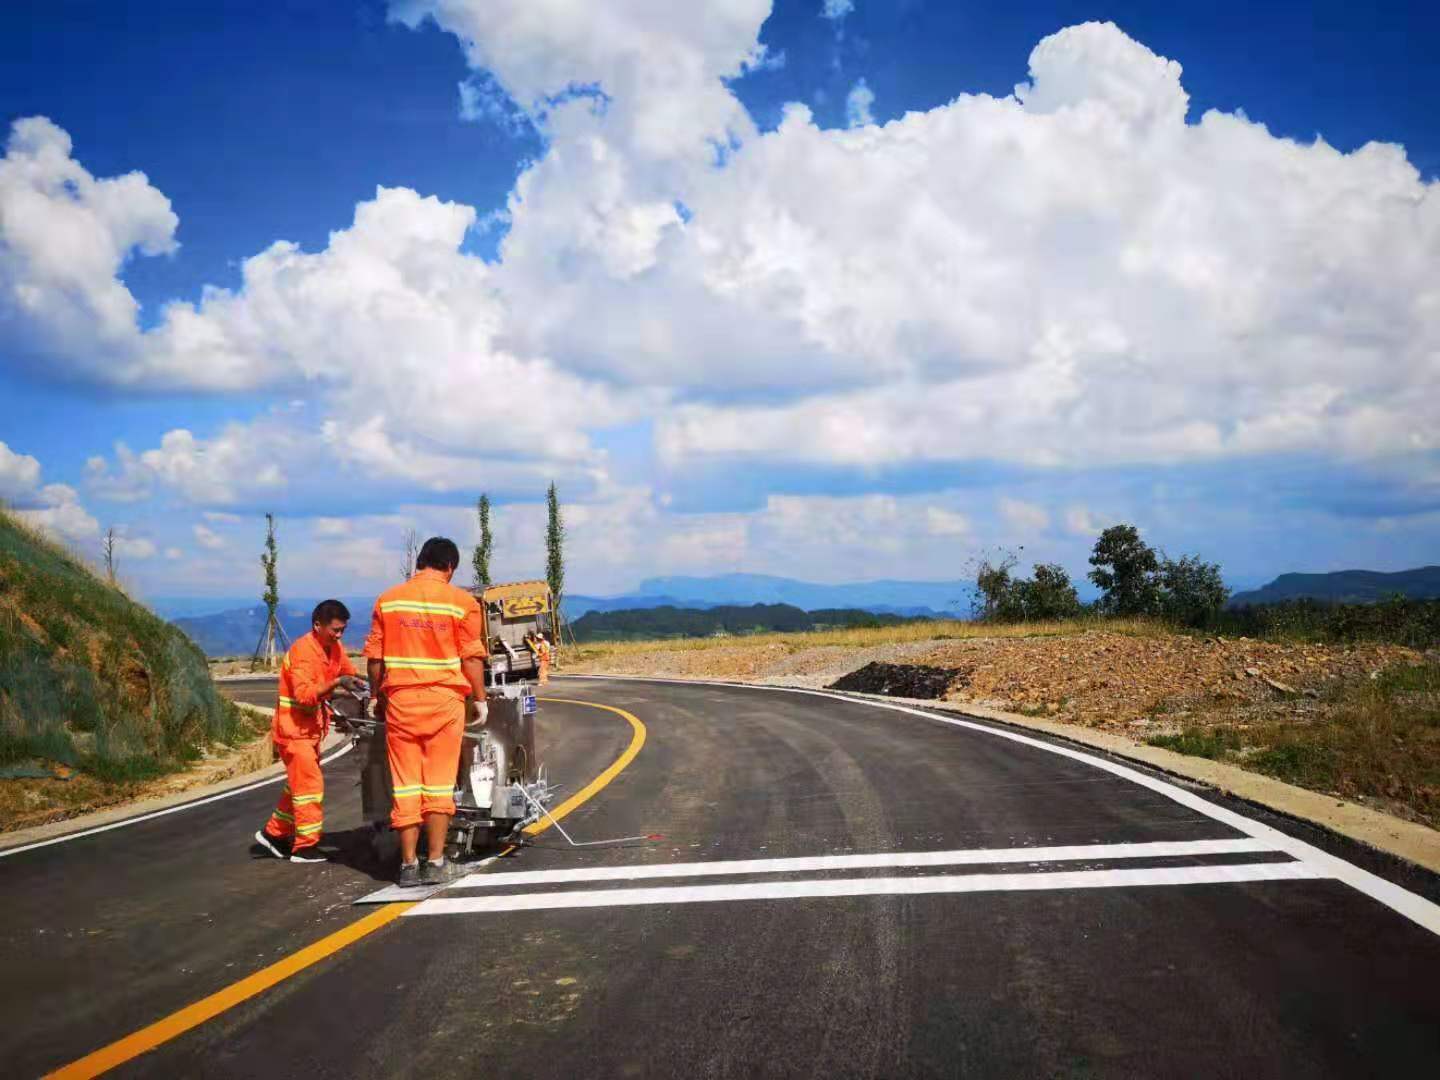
[329,580,560,866]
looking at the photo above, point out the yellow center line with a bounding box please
[47,696,646,1080]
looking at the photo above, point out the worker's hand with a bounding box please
[469,698,489,727]
[339,675,367,696]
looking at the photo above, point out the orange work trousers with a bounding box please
[385,685,465,829]
[264,737,324,850]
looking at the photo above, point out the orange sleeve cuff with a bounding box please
[362,603,383,659]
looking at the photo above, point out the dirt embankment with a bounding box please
[569,630,1420,728]
[569,627,1438,830]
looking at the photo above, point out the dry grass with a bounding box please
[1149,663,1440,828]
[0,506,248,786]
[567,615,1164,665]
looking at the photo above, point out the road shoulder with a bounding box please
[0,705,344,855]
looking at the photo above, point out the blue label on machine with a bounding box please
[522,694,537,715]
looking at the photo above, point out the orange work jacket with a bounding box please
[363,569,488,698]
[274,630,357,742]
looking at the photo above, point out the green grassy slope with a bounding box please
[0,508,248,781]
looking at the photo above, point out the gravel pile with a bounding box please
[828,662,961,699]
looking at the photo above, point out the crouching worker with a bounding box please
[365,537,488,887]
[254,600,366,864]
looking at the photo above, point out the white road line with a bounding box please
[556,675,1440,937]
[411,861,1328,916]
[0,741,353,859]
[450,838,1281,890]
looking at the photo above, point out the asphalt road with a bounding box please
[3,676,1438,1078]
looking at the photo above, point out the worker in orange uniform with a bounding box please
[364,537,488,887]
[536,631,552,685]
[254,600,365,864]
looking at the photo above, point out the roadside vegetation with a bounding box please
[0,507,262,827]
[1148,664,1440,828]
[973,523,1439,649]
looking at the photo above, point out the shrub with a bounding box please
[1158,554,1229,628]
[1088,525,1161,615]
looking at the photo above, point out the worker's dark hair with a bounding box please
[416,537,461,572]
[312,599,351,626]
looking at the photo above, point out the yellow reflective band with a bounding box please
[421,785,455,794]
[271,810,294,823]
[393,787,423,797]
[277,696,318,712]
[291,793,324,805]
[381,656,461,670]
[380,601,466,619]
[295,823,323,835]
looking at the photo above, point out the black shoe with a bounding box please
[420,860,448,886]
[397,862,422,888]
[290,846,327,864]
[255,829,291,860]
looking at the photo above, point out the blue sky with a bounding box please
[1,1,1436,608]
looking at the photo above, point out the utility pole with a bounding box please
[251,513,288,671]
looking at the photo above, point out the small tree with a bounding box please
[975,554,1082,623]
[102,527,118,586]
[545,482,565,609]
[1088,524,1160,616]
[973,550,1020,621]
[400,528,419,581]
[261,514,279,622]
[252,513,285,671]
[1158,554,1229,627]
[472,494,493,590]
[1021,563,1082,620]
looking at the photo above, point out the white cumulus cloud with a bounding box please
[0,439,99,539]
[5,13,1439,553]
[0,117,177,377]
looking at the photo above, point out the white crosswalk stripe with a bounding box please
[407,860,1329,916]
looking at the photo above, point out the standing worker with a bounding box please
[254,600,365,864]
[364,537,488,887]
[536,631,552,685]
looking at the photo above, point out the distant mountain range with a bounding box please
[1228,566,1440,606]
[167,574,960,656]
[618,573,963,616]
[166,567,1440,657]
[172,597,377,658]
